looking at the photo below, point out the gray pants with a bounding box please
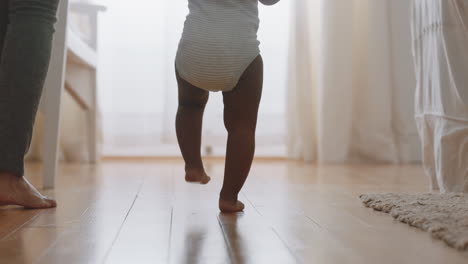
[0,0,59,177]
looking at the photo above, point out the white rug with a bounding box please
[360,193,468,250]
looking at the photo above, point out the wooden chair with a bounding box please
[40,0,106,188]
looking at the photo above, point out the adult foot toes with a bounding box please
[0,173,57,209]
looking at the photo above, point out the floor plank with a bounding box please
[0,160,467,264]
[0,208,42,240]
[243,162,468,264]
[168,163,232,264]
[104,165,174,264]
[217,207,297,264]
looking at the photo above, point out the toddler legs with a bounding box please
[175,70,211,184]
[220,56,263,212]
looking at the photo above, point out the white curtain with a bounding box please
[99,0,291,157]
[288,0,421,163]
[412,0,468,192]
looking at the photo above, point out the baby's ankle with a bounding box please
[185,166,205,174]
[219,193,238,203]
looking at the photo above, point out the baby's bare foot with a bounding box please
[0,173,57,209]
[219,199,245,213]
[185,168,211,185]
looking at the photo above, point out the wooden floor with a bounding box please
[0,160,467,264]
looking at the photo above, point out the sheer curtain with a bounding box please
[412,0,468,192]
[288,0,421,163]
[99,0,290,157]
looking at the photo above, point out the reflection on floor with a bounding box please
[0,160,467,264]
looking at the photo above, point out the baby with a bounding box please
[175,0,280,213]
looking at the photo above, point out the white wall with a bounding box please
[98,0,169,155]
[99,0,165,115]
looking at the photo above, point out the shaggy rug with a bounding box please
[360,193,468,250]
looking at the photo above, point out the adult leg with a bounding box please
[175,69,211,184]
[219,56,263,212]
[0,0,9,54]
[0,0,59,208]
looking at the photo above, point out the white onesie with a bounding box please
[175,0,261,92]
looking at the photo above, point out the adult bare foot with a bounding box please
[0,172,57,209]
[219,199,245,213]
[185,168,211,185]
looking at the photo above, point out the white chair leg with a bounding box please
[42,91,63,189]
[42,0,69,189]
